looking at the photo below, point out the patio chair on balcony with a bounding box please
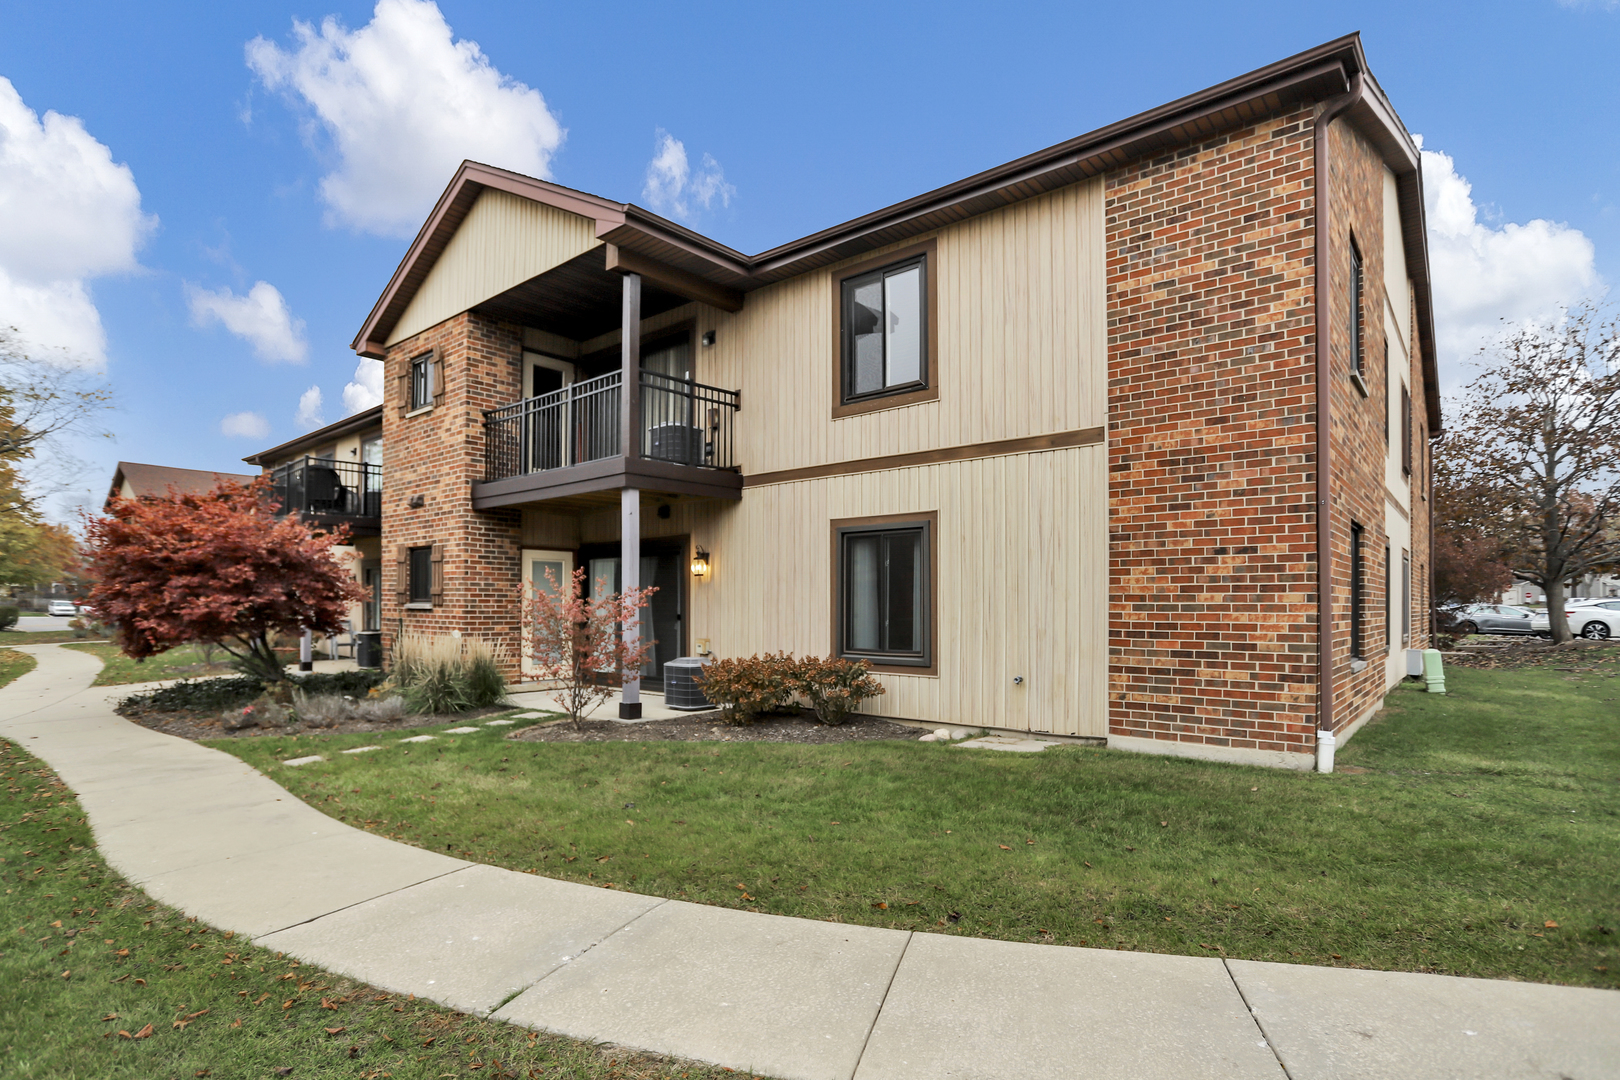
[305,464,345,514]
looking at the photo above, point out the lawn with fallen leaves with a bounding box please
[0,740,764,1079]
[213,662,1620,989]
[0,647,36,690]
[60,642,237,686]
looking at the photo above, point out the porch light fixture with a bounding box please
[690,547,710,578]
[701,330,716,347]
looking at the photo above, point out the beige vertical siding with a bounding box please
[687,177,1106,475]
[387,190,599,346]
[599,444,1108,737]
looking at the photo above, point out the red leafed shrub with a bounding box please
[82,477,365,683]
[695,652,797,723]
[791,655,886,726]
[523,565,656,727]
[697,652,887,725]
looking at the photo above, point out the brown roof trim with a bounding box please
[241,405,384,466]
[349,34,1439,430]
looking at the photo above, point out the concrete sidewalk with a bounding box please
[2,643,1616,1080]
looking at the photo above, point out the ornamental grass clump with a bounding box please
[392,633,509,715]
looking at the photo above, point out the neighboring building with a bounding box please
[244,406,384,656]
[105,461,256,509]
[347,34,1439,771]
[1500,575,1620,606]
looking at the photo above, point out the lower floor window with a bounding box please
[408,546,433,604]
[837,520,931,666]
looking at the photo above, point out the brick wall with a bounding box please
[378,312,525,672]
[1104,108,1322,756]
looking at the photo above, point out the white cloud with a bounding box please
[221,411,271,439]
[342,357,384,413]
[642,129,734,223]
[186,280,308,363]
[247,0,565,237]
[295,385,325,430]
[1420,140,1603,389]
[0,76,154,363]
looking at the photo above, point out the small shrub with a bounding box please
[791,655,886,726]
[68,617,88,639]
[352,695,407,723]
[0,605,18,631]
[393,633,509,715]
[295,669,387,697]
[696,652,798,723]
[122,675,263,716]
[291,691,349,727]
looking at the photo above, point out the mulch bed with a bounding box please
[1442,636,1620,671]
[510,709,919,745]
[118,704,514,741]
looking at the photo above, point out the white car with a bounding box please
[1531,602,1620,640]
[46,600,80,617]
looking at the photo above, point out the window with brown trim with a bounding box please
[832,240,939,418]
[407,545,434,605]
[1351,521,1366,661]
[1349,237,1365,378]
[834,516,933,670]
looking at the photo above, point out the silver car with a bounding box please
[1452,603,1536,636]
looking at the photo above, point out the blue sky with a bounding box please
[1,0,1616,521]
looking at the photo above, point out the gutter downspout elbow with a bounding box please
[1313,72,1363,775]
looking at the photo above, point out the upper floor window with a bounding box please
[1401,384,1413,476]
[1349,238,1365,377]
[410,352,434,411]
[834,240,938,417]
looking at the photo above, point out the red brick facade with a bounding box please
[1104,104,1432,759]
[378,313,526,666]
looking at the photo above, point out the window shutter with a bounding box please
[431,357,445,407]
[397,369,409,417]
[395,544,409,602]
[430,543,445,604]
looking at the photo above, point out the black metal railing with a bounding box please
[270,457,382,520]
[483,370,738,482]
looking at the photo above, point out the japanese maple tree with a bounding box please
[83,477,365,682]
[523,565,656,726]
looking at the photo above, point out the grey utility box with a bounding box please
[664,656,713,710]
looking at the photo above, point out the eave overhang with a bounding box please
[242,405,385,467]
[353,34,1441,431]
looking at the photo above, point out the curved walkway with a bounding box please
[2,643,1616,1080]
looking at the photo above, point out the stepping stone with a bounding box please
[282,755,324,766]
[341,745,384,754]
[483,719,515,726]
[953,735,1060,753]
[443,726,481,734]
[400,735,436,743]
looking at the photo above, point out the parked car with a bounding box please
[46,600,80,617]
[1531,605,1620,640]
[1448,603,1537,636]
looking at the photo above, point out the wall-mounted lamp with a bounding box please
[701,330,716,347]
[690,547,710,578]
[407,494,426,509]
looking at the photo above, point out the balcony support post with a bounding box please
[619,486,642,720]
[620,271,641,461]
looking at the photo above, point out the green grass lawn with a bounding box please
[213,663,1620,989]
[0,648,36,689]
[0,631,110,646]
[60,643,236,687]
[0,740,758,1080]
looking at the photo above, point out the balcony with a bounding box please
[269,457,382,535]
[474,369,741,508]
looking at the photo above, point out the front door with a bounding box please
[520,548,575,677]
[524,352,576,472]
[580,541,686,689]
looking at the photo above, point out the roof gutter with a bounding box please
[1313,71,1363,774]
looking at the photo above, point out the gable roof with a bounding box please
[352,33,1440,431]
[107,462,256,508]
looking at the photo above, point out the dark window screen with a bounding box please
[840,525,928,663]
[408,546,433,604]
